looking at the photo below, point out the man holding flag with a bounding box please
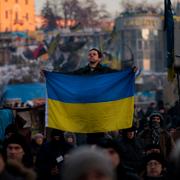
[73,48,119,144]
[44,48,136,141]
[74,48,117,75]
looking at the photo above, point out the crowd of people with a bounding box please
[1,48,180,180]
[0,100,180,180]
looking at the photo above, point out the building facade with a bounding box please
[0,0,35,32]
[115,14,165,73]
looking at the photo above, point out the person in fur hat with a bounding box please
[3,133,33,168]
[141,153,167,180]
[138,111,175,159]
[2,134,36,180]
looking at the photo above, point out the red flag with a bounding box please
[33,44,47,59]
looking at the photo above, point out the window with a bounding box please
[15,12,18,21]
[137,51,143,59]
[144,41,149,49]
[26,13,29,20]
[137,40,142,50]
[5,11,8,19]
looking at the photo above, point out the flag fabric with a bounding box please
[164,0,175,81]
[33,44,47,59]
[45,68,135,133]
[48,34,60,56]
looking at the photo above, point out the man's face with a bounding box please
[88,50,101,67]
[35,137,43,145]
[7,144,25,162]
[152,116,161,124]
[127,131,135,139]
[67,137,74,143]
[146,160,163,177]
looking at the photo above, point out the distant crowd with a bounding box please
[0,100,180,180]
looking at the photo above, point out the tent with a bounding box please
[0,83,46,141]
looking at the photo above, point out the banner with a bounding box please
[45,68,135,133]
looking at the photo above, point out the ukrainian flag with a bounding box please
[45,68,135,133]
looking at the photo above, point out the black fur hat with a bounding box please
[4,133,29,153]
[149,111,164,121]
[144,153,165,167]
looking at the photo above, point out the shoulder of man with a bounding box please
[96,64,118,73]
[73,65,90,75]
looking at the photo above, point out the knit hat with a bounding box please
[149,111,164,121]
[5,123,18,136]
[122,125,137,134]
[144,144,161,152]
[144,153,165,167]
[33,133,44,140]
[97,138,122,157]
[4,133,29,153]
[64,132,76,144]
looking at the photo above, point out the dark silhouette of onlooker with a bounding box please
[31,133,44,163]
[97,138,140,180]
[35,129,74,180]
[118,126,144,173]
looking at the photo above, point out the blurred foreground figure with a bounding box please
[97,138,140,180]
[62,146,115,180]
[36,129,73,180]
[118,126,144,173]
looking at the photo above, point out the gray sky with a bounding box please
[35,0,169,17]
[35,0,121,16]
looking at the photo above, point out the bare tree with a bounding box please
[41,0,110,29]
[41,0,58,31]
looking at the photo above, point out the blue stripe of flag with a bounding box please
[45,68,135,103]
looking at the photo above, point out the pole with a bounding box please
[177,72,180,104]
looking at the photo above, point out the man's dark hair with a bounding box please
[89,48,103,58]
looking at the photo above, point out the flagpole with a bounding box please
[175,55,180,104]
[177,72,180,104]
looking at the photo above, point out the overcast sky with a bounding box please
[35,0,171,17]
[35,0,121,17]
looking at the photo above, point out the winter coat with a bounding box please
[138,128,175,159]
[5,159,36,180]
[116,164,141,180]
[35,140,73,180]
[118,137,144,173]
[73,63,117,75]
